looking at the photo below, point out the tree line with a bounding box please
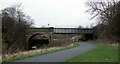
[2,4,34,54]
[86,0,120,43]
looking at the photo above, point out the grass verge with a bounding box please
[66,42,118,62]
[2,42,80,63]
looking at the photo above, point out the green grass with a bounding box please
[2,42,80,63]
[66,43,118,62]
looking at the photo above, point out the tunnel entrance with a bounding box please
[84,34,93,40]
[28,33,49,50]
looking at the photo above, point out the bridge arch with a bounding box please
[28,33,48,40]
[27,33,49,50]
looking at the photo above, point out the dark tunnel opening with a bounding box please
[85,34,93,40]
[28,33,49,50]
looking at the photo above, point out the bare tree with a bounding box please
[86,0,120,42]
[2,4,34,54]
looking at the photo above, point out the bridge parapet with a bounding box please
[53,28,93,34]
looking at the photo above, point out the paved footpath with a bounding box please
[4,42,97,64]
[13,42,98,62]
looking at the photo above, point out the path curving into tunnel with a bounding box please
[15,42,98,62]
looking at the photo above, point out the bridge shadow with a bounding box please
[28,33,49,50]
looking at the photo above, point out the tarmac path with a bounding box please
[14,42,98,62]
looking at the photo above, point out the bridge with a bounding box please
[53,28,93,40]
[54,28,93,34]
[26,27,93,50]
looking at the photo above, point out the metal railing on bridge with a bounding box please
[53,28,93,34]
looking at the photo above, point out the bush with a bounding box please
[46,39,72,48]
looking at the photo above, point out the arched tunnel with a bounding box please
[28,33,49,50]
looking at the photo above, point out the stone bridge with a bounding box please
[26,27,54,43]
[27,27,93,42]
[26,27,54,50]
[26,27,93,49]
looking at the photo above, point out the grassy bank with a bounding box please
[2,42,80,63]
[66,42,118,62]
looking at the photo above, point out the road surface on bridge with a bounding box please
[15,42,98,62]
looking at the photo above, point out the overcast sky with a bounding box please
[0,0,97,28]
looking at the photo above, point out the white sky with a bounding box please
[0,0,97,28]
